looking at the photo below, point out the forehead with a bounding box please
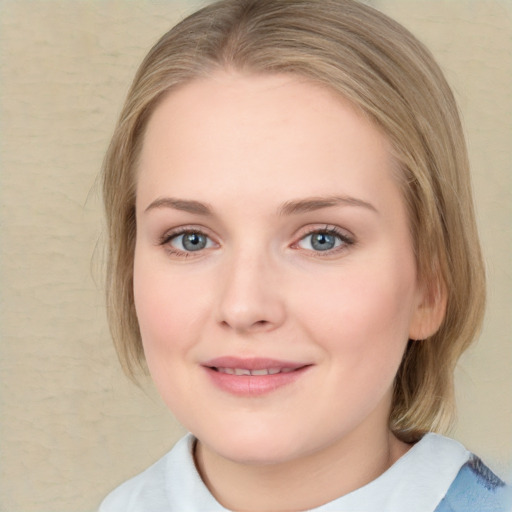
[137,71,400,214]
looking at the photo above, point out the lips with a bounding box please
[202,357,311,396]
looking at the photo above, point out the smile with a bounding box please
[213,367,296,376]
[202,357,311,396]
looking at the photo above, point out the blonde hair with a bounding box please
[102,0,485,442]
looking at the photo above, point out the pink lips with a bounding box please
[202,357,311,396]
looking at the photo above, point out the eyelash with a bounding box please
[159,225,355,258]
[159,226,216,257]
[292,226,355,256]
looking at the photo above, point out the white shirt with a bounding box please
[99,433,470,512]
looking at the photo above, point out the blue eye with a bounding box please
[169,231,213,252]
[297,229,350,252]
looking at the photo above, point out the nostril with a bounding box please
[252,320,272,330]
[220,318,271,331]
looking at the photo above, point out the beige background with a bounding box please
[0,1,510,511]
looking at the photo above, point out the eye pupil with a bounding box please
[182,232,207,251]
[311,233,336,251]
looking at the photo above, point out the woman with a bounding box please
[99,0,511,510]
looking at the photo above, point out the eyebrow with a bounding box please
[278,196,378,216]
[144,197,213,215]
[144,195,378,216]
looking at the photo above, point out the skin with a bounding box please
[134,71,443,511]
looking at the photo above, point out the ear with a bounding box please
[409,275,447,341]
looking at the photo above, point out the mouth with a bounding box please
[211,367,299,376]
[203,357,309,374]
[202,357,311,396]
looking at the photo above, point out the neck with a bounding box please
[194,425,411,512]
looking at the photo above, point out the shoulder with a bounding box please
[435,454,512,512]
[98,450,171,512]
[98,435,194,512]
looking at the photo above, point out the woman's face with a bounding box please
[134,72,428,465]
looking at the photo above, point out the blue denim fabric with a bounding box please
[435,456,512,512]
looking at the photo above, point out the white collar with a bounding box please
[164,433,470,511]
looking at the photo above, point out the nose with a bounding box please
[216,249,286,334]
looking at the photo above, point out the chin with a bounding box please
[198,425,303,465]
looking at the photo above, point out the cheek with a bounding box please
[296,258,417,364]
[133,254,202,360]
[132,255,210,417]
